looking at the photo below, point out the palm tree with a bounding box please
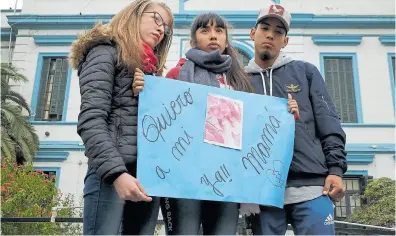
[1,63,39,163]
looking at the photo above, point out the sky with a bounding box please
[0,0,23,10]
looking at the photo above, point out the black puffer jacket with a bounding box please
[69,25,138,184]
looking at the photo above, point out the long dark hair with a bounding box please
[190,13,254,93]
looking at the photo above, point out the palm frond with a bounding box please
[17,137,34,163]
[1,127,16,160]
[1,63,28,83]
[1,64,39,164]
[3,90,32,115]
[23,131,39,156]
[1,102,19,130]
[1,102,39,159]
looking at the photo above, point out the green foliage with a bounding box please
[1,158,82,235]
[347,177,395,228]
[1,63,39,163]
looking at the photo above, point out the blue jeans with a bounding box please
[160,197,239,235]
[249,195,335,235]
[83,167,160,235]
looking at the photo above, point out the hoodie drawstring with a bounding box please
[259,72,266,95]
[269,68,273,96]
[259,69,273,96]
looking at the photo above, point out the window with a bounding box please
[42,170,57,181]
[33,167,60,187]
[392,55,395,93]
[31,53,71,122]
[236,49,250,68]
[334,177,365,219]
[321,54,361,123]
[35,57,69,121]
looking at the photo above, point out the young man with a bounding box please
[245,4,347,235]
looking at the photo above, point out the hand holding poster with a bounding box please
[137,75,295,208]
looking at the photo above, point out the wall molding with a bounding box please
[33,35,77,46]
[7,14,395,30]
[31,121,78,125]
[1,27,16,41]
[346,143,395,153]
[347,153,374,165]
[232,41,254,58]
[35,151,69,162]
[341,123,395,128]
[1,9,21,13]
[344,170,368,176]
[40,141,85,151]
[312,35,363,46]
[379,35,396,46]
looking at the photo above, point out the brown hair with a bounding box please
[190,13,254,93]
[109,0,174,75]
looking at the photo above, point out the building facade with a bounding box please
[1,0,395,221]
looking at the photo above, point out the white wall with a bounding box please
[344,127,395,144]
[21,0,180,14]
[1,40,14,63]
[19,0,396,15]
[1,11,19,63]
[348,154,395,180]
[183,0,395,15]
[1,12,10,28]
[1,11,20,28]
[184,0,273,12]
[34,125,80,141]
[282,0,395,15]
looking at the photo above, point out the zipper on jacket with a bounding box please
[316,90,339,119]
[301,121,316,144]
[321,95,331,113]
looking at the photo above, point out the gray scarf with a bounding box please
[177,48,232,87]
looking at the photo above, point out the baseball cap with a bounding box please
[256,4,291,32]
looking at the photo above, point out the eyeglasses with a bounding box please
[143,11,173,36]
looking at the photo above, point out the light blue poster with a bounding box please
[137,75,295,208]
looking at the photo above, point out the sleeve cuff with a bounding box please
[103,170,127,185]
[328,166,344,177]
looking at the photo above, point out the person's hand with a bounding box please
[323,175,346,201]
[113,173,152,202]
[288,93,300,120]
[132,68,145,96]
